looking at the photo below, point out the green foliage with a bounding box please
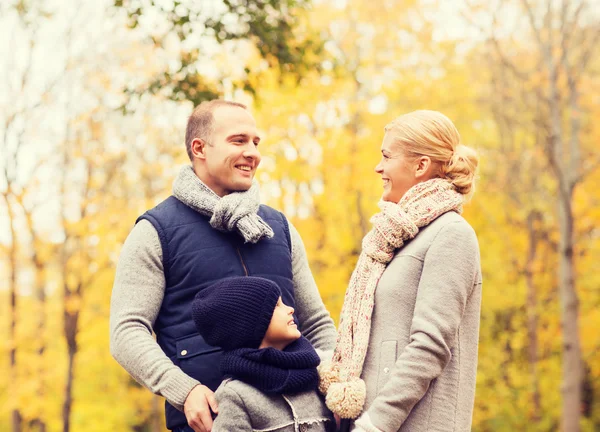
[114,0,323,106]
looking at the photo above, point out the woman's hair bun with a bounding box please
[443,144,479,197]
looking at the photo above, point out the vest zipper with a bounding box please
[236,248,249,276]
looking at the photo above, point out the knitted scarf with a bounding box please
[318,178,464,419]
[221,337,321,394]
[172,165,274,243]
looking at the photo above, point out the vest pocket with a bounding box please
[175,334,223,391]
[377,340,398,394]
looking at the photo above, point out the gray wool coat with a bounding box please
[213,379,335,432]
[353,211,483,432]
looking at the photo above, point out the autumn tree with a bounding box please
[463,0,600,429]
[0,2,62,430]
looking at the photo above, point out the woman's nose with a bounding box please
[375,161,383,173]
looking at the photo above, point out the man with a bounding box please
[110,100,337,432]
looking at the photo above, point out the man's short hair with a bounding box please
[185,100,248,161]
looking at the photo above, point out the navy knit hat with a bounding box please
[192,276,281,350]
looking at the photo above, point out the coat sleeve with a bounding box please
[288,221,337,355]
[212,386,253,432]
[109,219,200,411]
[360,220,480,431]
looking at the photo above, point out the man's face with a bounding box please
[198,105,261,197]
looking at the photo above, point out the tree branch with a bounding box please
[520,0,545,50]
[575,26,600,80]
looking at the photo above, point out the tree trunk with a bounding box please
[525,211,541,423]
[544,37,582,431]
[30,419,47,432]
[6,197,22,432]
[62,343,75,432]
[62,294,79,432]
[558,191,581,432]
[25,209,47,432]
[34,258,47,432]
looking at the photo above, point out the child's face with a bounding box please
[260,297,301,350]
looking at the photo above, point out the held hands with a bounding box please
[184,385,218,432]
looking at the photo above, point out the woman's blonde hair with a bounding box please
[384,110,479,198]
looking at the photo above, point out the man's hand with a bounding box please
[184,385,218,432]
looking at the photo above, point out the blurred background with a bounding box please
[0,0,599,431]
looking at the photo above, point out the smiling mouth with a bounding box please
[236,165,253,172]
[288,319,296,327]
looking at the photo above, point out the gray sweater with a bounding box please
[213,379,334,432]
[109,218,336,412]
[353,212,482,432]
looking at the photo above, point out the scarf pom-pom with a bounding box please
[317,359,338,394]
[325,378,366,419]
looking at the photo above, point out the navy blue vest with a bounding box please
[137,196,294,430]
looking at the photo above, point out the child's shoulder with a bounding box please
[217,378,257,393]
[214,378,292,421]
[215,378,269,401]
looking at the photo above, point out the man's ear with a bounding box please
[190,138,207,160]
[414,156,433,179]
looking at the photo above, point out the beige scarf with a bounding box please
[318,178,464,418]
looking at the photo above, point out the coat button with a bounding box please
[299,424,308,432]
[383,367,390,374]
[181,350,188,356]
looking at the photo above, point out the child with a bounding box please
[192,276,335,432]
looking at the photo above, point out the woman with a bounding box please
[319,110,482,432]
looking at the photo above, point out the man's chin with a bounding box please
[230,188,252,194]
[231,180,254,192]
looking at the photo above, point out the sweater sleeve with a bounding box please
[109,219,200,411]
[212,385,253,432]
[288,221,338,355]
[360,221,480,431]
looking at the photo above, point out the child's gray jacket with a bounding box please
[213,379,335,432]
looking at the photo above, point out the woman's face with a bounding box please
[375,132,420,203]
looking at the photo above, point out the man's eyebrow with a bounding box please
[226,133,261,142]
[226,134,249,141]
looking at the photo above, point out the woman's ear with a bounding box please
[414,156,433,179]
